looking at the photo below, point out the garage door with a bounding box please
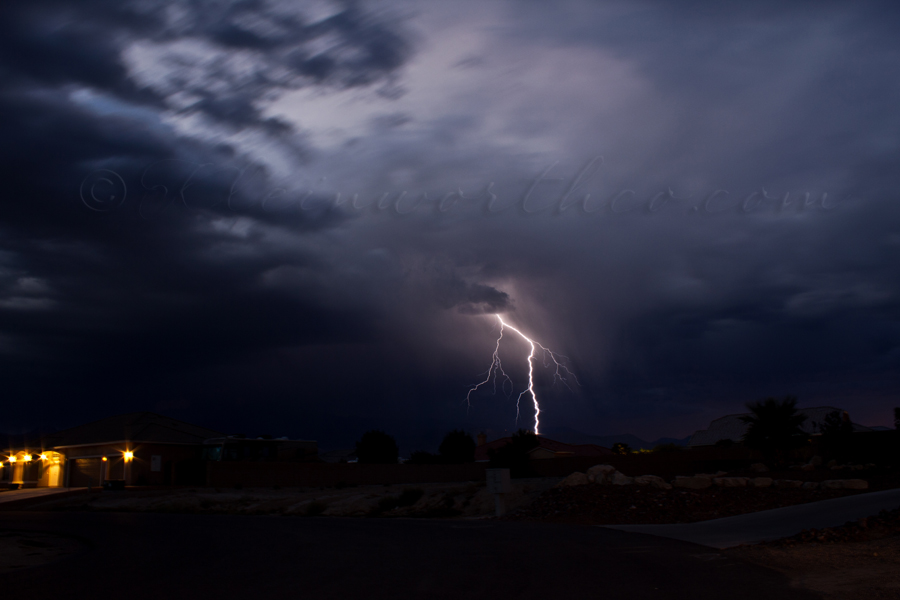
[68,458,104,487]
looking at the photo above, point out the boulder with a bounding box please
[586,464,618,484]
[673,476,712,489]
[774,479,803,488]
[713,477,749,487]
[801,481,819,490]
[557,472,590,487]
[751,477,773,488]
[801,464,816,471]
[808,455,823,467]
[750,463,769,473]
[821,479,868,490]
[826,459,838,468]
[633,475,672,490]
[611,472,634,486]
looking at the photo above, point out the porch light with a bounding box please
[124,451,133,461]
[102,457,108,462]
[8,457,15,463]
[40,454,48,461]
[23,454,32,462]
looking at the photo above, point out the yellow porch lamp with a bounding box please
[23,454,32,462]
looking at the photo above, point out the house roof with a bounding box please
[687,406,874,447]
[45,412,224,448]
[474,435,613,461]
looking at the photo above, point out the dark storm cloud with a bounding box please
[0,0,417,434]
[2,0,899,446]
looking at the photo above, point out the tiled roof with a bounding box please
[46,413,224,447]
[687,406,874,446]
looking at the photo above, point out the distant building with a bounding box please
[474,435,614,461]
[687,406,873,447]
[1,412,316,489]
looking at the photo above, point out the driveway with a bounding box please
[1,512,818,600]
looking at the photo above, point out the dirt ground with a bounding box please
[725,507,900,599]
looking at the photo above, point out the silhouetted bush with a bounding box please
[355,430,400,464]
[611,442,631,455]
[439,430,476,463]
[488,429,539,478]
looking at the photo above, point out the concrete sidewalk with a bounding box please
[604,487,900,548]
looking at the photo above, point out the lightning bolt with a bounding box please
[466,314,578,435]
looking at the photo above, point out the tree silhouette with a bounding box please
[740,396,808,465]
[488,429,539,478]
[820,410,854,462]
[438,430,476,463]
[611,442,631,455]
[355,430,399,464]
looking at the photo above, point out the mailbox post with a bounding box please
[485,468,511,516]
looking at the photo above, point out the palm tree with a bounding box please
[740,396,808,465]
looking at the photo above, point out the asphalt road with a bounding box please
[1,512,817,600]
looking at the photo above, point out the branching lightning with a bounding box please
[466,314,578,435]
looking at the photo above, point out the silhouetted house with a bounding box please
[687,406,873,447]
[2,412,318,489]
[474,436,614,461]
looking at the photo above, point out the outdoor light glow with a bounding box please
[102,457,107,462]
[23,454,32,462]
[124,451,133,460]
[467,314,578,435]
[8,457,15,463]
[40,454,48,461]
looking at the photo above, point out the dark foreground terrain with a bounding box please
[1,511,817,600]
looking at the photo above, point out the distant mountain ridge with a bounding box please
[539,426,691,450]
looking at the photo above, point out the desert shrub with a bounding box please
[439,430,476,463]
[488,429,539,478]
[611,442,631,455]
[355,430,399,464]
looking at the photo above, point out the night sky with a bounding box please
[3,0,899,451]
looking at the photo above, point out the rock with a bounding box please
[713,477,750,487]
[808,455,823,467]
[826,459,838,468]
[586,464,618,484]
[673,476,712,489]
[696,471,727,478]
[751,477,773,488]
[557,472,589,487]
[801,464,816,471]
[750,463,769,473]
[830,465,844,471]
[801,482,819,490]
[633,475,672,490]
[774,479,803,488]
[611,472,634,485]
[821,479,868,490]
[850,465,865,471]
